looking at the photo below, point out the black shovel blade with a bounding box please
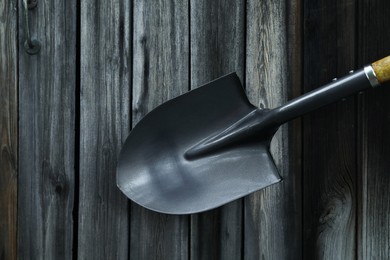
[117,73,282,214]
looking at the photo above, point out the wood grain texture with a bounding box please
[4,1,390,259]
[372,55,390,84]
[189,0,245,259]
[244,0,302,259]
[0,0,18,259]
[303,0,357,259]
[130,0,189,259]
[17,0,76,259]
[286,4,304,257]
[78,0,131,259]
[358,0,390,259]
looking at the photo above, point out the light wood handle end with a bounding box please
[372,56,390,84]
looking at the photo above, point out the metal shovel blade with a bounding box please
[117,73,281,214]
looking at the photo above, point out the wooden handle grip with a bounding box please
[372,56,390,84]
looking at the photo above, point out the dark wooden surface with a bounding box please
[17,0,76,259]
[303,0,358,259]
[0,0,17,259]
[1,0,390,259]
[78,0,131,259]
[358,0,390,259]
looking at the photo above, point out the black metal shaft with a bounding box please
[269,68,371,125]
[186,68,373,158]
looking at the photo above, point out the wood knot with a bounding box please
[42,159,68,196]
[140,35,147,45]
[102,142,112,158]
[1,145,17,175]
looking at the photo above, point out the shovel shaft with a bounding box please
[270,66,376,125]
[270,55,390,125]
[186,67,373,158]
[186,57,390,159]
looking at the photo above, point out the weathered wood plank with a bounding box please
[285,4,304,257]
[357,0,390,259]
[78,0,131,259]
[190,0,245,85]
[244,0,302,259]
[303,0,357,259]
[130,0,189,259]
[189,1,245,259]
[17,0,76,259]
[0,0,18,259]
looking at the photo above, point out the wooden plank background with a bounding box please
[303,0,357,259]
[78,0,131,259]
[0,0,18,259]
[358,0,390,259]
[0,0,389,259]
[17,0,76,259]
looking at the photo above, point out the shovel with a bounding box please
[117,56,390,215]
